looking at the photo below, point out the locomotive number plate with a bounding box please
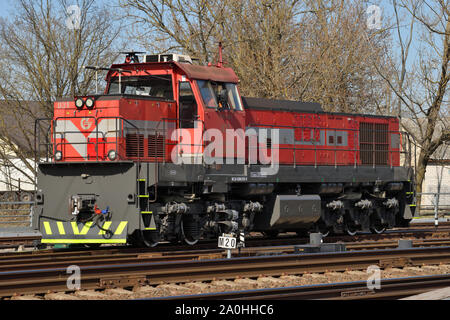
[218,235,237,249]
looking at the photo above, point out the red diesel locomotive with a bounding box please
[33,50,415,247]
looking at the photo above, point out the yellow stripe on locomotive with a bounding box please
[40,220,128,244]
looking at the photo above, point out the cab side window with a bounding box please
[197,80,218,108]
[197,80,243,111]
[179,81,198,129]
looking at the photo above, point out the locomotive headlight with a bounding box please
[107,149,117,161]
[75,98,84,110]
[55,150,63,161]
[85,97,95,109]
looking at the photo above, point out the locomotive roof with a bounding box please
[242,97,323,113]
[242,97,399,119]
[107,61,239,83]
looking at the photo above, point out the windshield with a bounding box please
[108,75,173,100]
[197,80,243,111]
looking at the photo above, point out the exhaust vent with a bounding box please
[126,134,144,157]
[360,122,389,165]
[148,134,164,158]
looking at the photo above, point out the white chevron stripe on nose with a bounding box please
[54,119,117,159]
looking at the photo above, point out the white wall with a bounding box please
[0,158,35,191]
[421,164,450,211]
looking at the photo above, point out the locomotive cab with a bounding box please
[33,51,249,245]
[48,52,245,164]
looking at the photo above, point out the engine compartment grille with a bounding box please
[148,134,164,158]
[126,134,144,158]
[360,122,389,165]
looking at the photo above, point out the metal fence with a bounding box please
[417,192,450,216]
[0,200,33,228]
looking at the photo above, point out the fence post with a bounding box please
[29,206,33,228]
[434,193,439,227]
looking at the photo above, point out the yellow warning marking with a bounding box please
[98,221,112,235]
[144,228,156,230]
[409,204,417,207]
[57,222,66,235]
[71,222,81,235]
[114,221,128,235]
[141,211,153,214]
[43,222,52,235]
[406,192,414,194]
[137,179,146,181]
[139,195,149,198]
[41,239,127,244]
[80,222,93,235]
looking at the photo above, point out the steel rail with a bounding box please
[1,246,450,297]
[0,251,226,272]
[2,237,450,270]
[156,274,450,300]
[2,234,450,268]
[0,222,446,249]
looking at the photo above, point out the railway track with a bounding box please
[158,274,450,300]
[1,237,450,271]
[2,246,450,297]
[0,222,449,299]
[0,220,448,251]
[0,235,40,248]
[1,223,449,253]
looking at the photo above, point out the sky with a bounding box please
[0,1,13,18]
[0,0,431,74]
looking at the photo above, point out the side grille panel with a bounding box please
[126,134,144,157]
[148,134,164,158]
[359,122,389,165]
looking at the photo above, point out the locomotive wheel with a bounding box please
[318,228,330,237]
[313,223,331,237]
[181,220,199,246]
[370,226,386,234]
[345,225,358,236]
[139,230,160,247]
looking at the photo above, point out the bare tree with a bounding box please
[291,0,393,113]
[121,0,228,63]
[0,0,121,189]
[376,0,449,205]
[121,0,393,113]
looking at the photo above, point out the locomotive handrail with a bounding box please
[248,122,409,168]
[42,115,411,170]
[52,115,143,214]
[34,118,53,163]
[155,117,208,164]
[51,115,142,162]
[34,117,53,211]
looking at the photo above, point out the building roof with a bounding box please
[0,100,49,154]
